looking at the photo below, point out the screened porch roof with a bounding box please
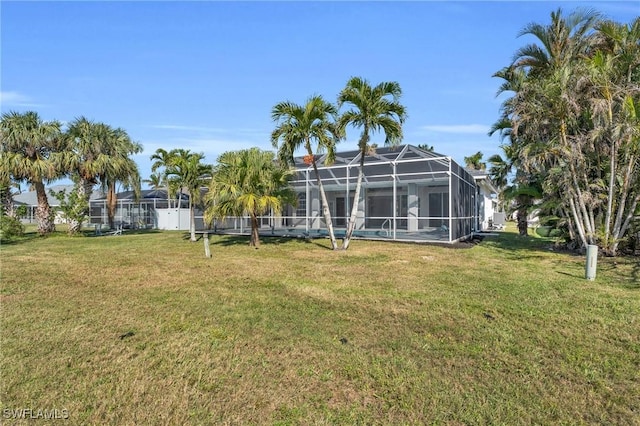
[290,144,455,189]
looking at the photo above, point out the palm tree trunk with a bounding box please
[562,207,576,242]
[249,213,260,248]
[34,181,55,235]
[611,194,639,256]
[603,132,617,249]
[610,153,637,255]
[311,159,338,250]
[516,204,528,236]
[569,161,595,244]
[107,183,117,229]
[189,197,196,242]
[1,186,16,218]
[341,154,365,250]
[568,195,588,248]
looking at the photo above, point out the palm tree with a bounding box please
[0,111,66,234]
[271,95,343,250]
[513,7,600,75]
[587,18,640,255]
[150,148,176,208]
[511,8,601,246]
[65,117,113,233]
[463,151,486,171]
[143,172,165,190]
[204,148,296,248]
[337,77,407,250]
[100,127,142,229]
[165,149,211,242]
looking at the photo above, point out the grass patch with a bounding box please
[1,227,638,424]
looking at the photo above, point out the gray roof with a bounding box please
[291,144,460,189]
[13,185,105,207]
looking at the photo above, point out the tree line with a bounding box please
[489,8,639,256]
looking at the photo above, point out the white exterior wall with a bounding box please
[155,208,190,230]
[477,184,495,231]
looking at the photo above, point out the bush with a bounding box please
[0,215,25,241]
[536,226,552,237]
[548,228,563,238]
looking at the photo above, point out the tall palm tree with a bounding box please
[205,148,296,248]
[165,149,211,242]
[150,148,176,208]
[100,127,142,229]
[271,95,343,250]
[337,77,407,250]
[588,18,640,255]
[505,8,602,246]
[65,117,114,233]
[0,111,66,234]
[513,7,600,75]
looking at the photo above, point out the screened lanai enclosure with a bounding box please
[89,189,196,230]
[215,145,480,243]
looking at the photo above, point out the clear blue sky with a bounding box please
[2,1,637,189]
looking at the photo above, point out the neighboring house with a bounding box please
[89,189,194,230]
[216,144,497,243]
[13,185,103,224]
[466,169,499,231]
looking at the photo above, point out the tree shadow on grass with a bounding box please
[477,231,581,261]
[598,258,640,289]
[210,234,323,248]
[85,229,162,238]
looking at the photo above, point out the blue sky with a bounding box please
[2,1,638,189]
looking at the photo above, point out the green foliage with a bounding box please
[15,205,28,219]
[0,214,24,241]
[49,186,88,235]
[205,148,296,247]
[0,111,66,235]
[463,151,486,170]
[492,10,640,254]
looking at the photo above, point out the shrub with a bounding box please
[0,215,25,241]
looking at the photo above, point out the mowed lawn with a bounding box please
[1,227,638,425]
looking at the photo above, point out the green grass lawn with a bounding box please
[1,227,638,425]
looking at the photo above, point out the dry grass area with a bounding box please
[1,228,638,425]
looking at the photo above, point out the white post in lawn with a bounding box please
[585,244,597,280]
[204,232,211,258]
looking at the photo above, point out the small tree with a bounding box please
[205,148,296,248]
[50,185,89,235]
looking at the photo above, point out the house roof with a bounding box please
[293,144,450,169]
[465,169,499,195]
[13,185,104,207]
[92,189,190,201]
